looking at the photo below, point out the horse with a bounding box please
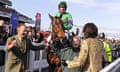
[47,14,66,72]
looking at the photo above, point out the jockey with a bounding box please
[49,1,73,31]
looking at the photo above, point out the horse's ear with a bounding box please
[48,13,53,20]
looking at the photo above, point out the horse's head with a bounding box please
[49,14,66,41]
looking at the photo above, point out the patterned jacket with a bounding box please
[67,38,107,72]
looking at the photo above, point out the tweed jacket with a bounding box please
[4,35,45,72]
[68,38,107,72]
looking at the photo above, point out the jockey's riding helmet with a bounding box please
[58,1,67,10]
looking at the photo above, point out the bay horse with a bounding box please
[47,14,66,72]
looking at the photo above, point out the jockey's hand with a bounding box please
[7,40,16,49]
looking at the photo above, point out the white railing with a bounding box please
[0,46,49,72]
[100,58,120,72]
[2,45,120,72]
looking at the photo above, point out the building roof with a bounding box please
[0,0,34,23]
[0,0,12,6]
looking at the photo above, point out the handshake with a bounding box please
[61,59,69,66]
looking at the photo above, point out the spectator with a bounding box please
[67,23,107,72]
[34,31,44,43]
[0,19,4,26]
[0,19,6,45]
[26,26,32,31]
[98,32,112,64]
[61,36,81,72]
[4,23,46,72]
[27,31,33,42]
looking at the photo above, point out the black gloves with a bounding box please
[61,59,68,66]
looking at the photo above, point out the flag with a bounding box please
[35,12,41,32]
[10,12,19,35]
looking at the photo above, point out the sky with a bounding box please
[10,0,120,38]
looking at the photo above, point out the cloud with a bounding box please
[69,0,96,5]
[99,28,120,34]
[102,3,120,11]
[69,0,120,11]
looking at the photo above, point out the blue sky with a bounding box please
[10,0,120,34]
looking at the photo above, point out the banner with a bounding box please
[10,12,19,35]
[35,12,41,32]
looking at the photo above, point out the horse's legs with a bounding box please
[47,50,62,72]
[49,64,55,72]
[47,53,58,72]
[47,53,54,72]
[55,57,62,72]
[56,66,62,72]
